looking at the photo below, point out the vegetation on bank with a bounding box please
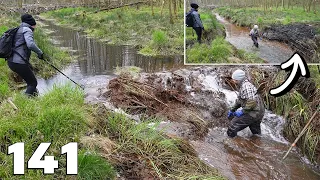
[41,6,184,56]
[249,65,320,164]
[186,10,264,64]
[215,7,320,29]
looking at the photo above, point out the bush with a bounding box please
[152,30,168,46]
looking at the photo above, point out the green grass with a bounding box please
[0,60,11,100]
[78,151,116,180]
[186,36,264,63]
[0,86,84,178]
[216,6,320,28]
[186,37,233,63]
[42,6,184,56]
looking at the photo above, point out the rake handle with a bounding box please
[42,58,84,90]
[282,111,318,160]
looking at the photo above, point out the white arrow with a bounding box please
[270,53,309,96]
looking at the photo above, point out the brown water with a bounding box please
[192,111,320,180]
[215,14,294,64]
[35,18,183,101]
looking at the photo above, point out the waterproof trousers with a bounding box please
[227,114,262,138]
[7,61,38,97]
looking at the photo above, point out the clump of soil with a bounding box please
[104,68,232,139]
[263,23,318,62]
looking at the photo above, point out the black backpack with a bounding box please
[0,27,19,59]
[186,11,194,27]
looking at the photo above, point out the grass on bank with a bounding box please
[186,37,264,63]
[0,85,116,179]
[42,6,184,56]
[216,6,320,28]
[250,66,320,163]
[93,109,224,179]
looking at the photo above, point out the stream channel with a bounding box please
[215,14,294,64]
[35,18,319,179]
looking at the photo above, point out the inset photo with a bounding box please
[185,1,320,65]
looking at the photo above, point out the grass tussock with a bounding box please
[78,151,116,180]
[42,6,184,56]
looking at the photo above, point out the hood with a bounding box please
[21,22,34,31]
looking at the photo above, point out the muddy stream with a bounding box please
[36,18,319,179]
[215,14,294,64]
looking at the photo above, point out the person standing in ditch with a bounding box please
[189,3,204,43]
[249,25,260,48]
[7,14,44,97]
[226,69,265,138]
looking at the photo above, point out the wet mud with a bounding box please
[264,23,319,63]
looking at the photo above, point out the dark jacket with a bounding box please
[190,8,204,29]
[7,22,43,64]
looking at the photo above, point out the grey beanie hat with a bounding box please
[232,69,246,81]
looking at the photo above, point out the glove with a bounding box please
[38,53,44,60]
[227,110,234,118]
[234,110,244,117]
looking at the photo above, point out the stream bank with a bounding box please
[40,6,184,57]
[103,65,320,179]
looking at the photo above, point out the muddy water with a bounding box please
[36,18,183,102]
[192,113,320,180]
[215,14,294,63]
[194,72,320,179]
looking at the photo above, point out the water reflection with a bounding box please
[36,18,183,100]
[41,19,183,76]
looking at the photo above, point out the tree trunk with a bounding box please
[169,0,174,24]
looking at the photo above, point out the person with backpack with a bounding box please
[186,3,204,43]
[249,25,260,48]
[226,69,265,138]
[6,14,44,97]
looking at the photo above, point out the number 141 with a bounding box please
[8,142,78,175]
